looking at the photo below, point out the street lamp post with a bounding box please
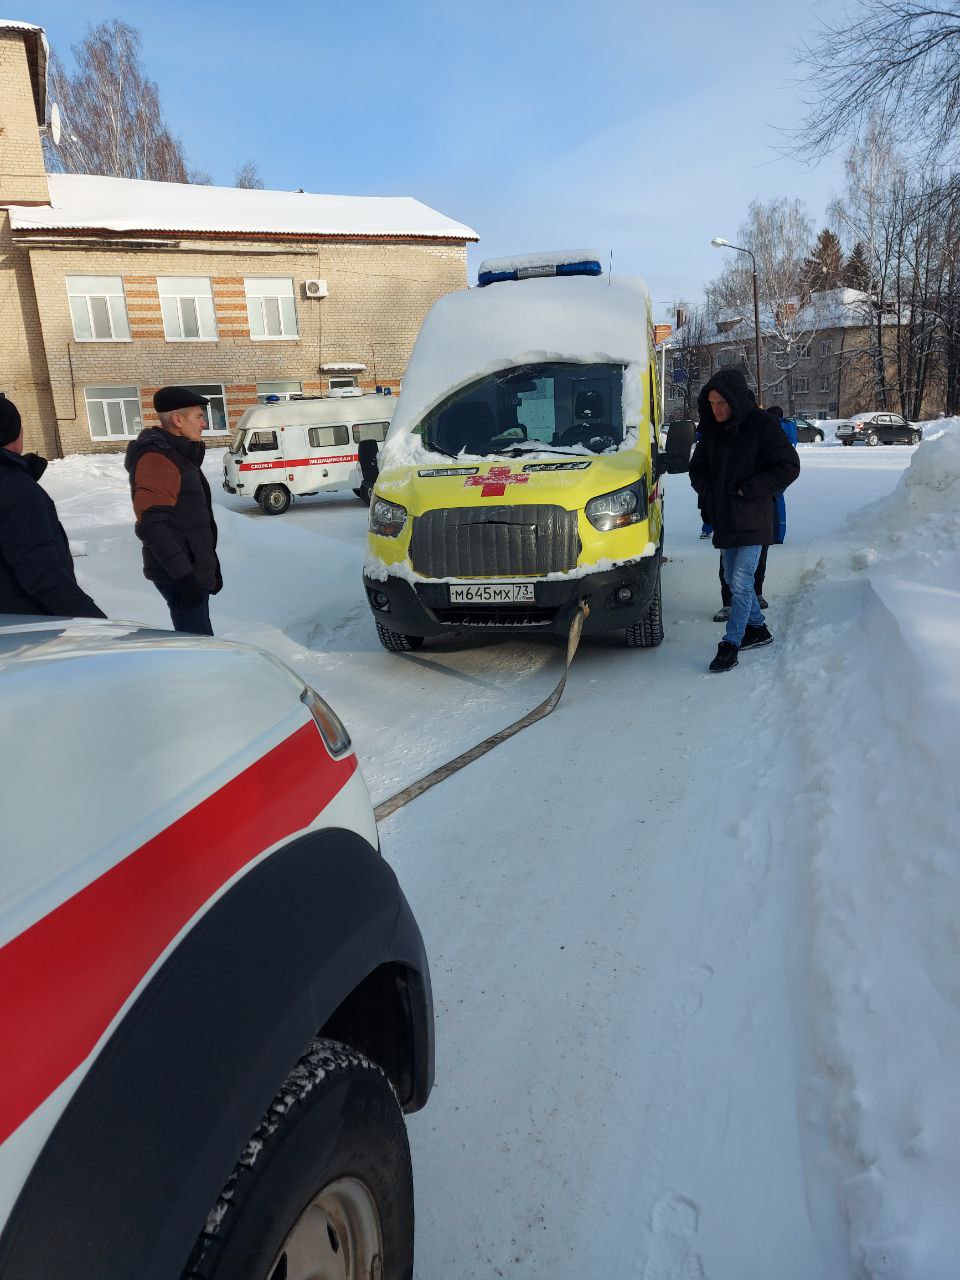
[711,237,763,407]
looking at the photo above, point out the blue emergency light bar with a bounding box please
[478,257,603,287]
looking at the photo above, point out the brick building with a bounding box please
[0,20,478,456]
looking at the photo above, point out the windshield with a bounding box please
[418,362,625,457]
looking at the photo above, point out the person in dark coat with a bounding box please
[689,370,800,672]
[0,393,105,620]
[125,387,222,636]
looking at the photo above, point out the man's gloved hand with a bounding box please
[175,573,207,607]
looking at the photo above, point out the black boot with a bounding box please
[740,623,774,651]
[709,640,739,672]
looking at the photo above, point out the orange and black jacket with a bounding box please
[124,428,222,593]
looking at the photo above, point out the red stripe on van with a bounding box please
[0,723,358,1145]
[238,455,359,471]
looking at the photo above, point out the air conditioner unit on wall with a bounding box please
[303,279,328,298]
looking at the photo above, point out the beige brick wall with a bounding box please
[0,212,58,455]
[23,237,469,454]
[0,31,50,205]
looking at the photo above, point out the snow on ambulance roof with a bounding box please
[385,272,651,452]
[8,173,479,241]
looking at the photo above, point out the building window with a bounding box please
[179,383,228,433]
[352,421,390,443]
[245,277,298,339]
[329,376,357,389]
[257,380,302,402]
[85,385,142,439]
[158,277,217,341]
[794,376,809,393]
[798,344,811,360]
[307,425,350,448]
[818,375,831,392]
[820,339,833,356]
[67,276,131,342]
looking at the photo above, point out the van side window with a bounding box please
[352,421,390,443]
[247,430,278,452]
[307,425,350,448]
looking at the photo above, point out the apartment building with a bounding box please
[0,21,478,456]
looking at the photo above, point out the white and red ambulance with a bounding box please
[222,390,395,513]
[0,616,432,1280]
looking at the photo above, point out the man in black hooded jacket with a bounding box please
[0,393,105,620]
[689,370,800,672]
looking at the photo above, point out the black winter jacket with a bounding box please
[0,449,105,618]
[124,429,222,592]
[688,369,801,548]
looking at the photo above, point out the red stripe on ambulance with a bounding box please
[238,455,359,471]
[0,723,357,1145]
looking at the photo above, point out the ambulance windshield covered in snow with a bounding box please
[418,362,626,458]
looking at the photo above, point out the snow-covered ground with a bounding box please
[43,428,959,1279]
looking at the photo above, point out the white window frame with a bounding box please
[67,276,131,342]
[245,277,299,340]
[328,376,357,389]
[178,382,229,434]
[798,343,811,360]
[794,376,809,394]
[820,338,833,357]
[85,385,142,440]
[257,380,303,403]
[158,277,218,342]
[818,375,831,393]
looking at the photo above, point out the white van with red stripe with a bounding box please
[223,390,395,514]
[0,616,433,1280]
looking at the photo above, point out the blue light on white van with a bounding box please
[478,258,603,287]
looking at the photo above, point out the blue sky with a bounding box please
[29,0,854,319]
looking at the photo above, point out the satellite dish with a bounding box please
[50,102,61,146]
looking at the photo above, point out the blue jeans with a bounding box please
[155,581,213,636]
[720,546,764,645]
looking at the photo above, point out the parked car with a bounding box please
[0,616,433,1280]
[836,411,923,446]
[794,416,825,443]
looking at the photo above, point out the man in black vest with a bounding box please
[689,370,800,672]
[125,387,223,636]
[0,393,105,619]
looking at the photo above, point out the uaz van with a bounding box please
[361,251,693,651]
[223,390,395,513]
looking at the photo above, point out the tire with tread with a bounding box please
[911,431,921,445]
[625,566,664,648]
[258,484,291,515]
[866,431,880,446]
[375,622,424,653]
[181,1037,413,1280]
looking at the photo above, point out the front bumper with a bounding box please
[363,552,661,637]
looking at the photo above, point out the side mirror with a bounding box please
[658,419,696,475]
[357,438,380,486]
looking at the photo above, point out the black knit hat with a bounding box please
[153,386,210,413]
[0,394,22,448]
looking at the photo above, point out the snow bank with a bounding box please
[786,417,960,1278]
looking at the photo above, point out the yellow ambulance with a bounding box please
[361,251,694,651]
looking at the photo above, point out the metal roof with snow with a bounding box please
[6,173,480,242]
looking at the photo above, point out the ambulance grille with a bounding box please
[410,505,579,577]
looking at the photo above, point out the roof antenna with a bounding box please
[608,249,613,284]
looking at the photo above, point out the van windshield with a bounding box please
[419,362,625,458]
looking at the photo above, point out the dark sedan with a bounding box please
[836,412,923,446]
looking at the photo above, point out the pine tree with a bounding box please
[843,242,871,292]
[802,228,843,293]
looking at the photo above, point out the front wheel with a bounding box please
[181,1039,413,1280]
[625,568,664,648]
[911,431,921,445]
[866,432,879,446]
[375,621,424,653]
[257,484,291,514]
[814,430,824,442]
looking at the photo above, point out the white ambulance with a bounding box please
[222,390,395,513]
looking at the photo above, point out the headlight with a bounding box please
[369,495,407,538]
[585,480,648,531]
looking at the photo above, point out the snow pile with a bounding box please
[382,273,651,464]
[785,419,960,1278]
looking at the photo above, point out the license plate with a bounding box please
[449,581,535,603]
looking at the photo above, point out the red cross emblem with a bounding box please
[464,466,530,498]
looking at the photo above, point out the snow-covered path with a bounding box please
[43,439,960,1278]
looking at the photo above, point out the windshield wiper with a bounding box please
[422,439,461,459]
[486,445,586,458]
